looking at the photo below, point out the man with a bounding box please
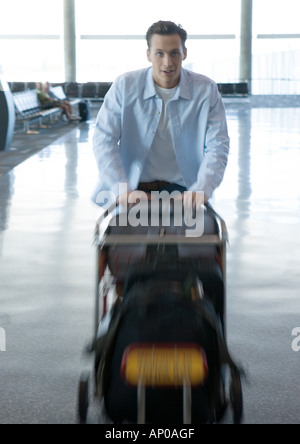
[93,21,229,208]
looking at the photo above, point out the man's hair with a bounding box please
[146,21,188,49]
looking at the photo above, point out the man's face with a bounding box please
[147,33,187,89]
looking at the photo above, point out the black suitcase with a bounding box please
[79,101,90,122]
[96,272,237,424]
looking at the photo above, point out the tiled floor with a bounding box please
[0,108,96,177]
[0,98,300,424]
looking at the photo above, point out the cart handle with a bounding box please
[205,202,228,243]
[95,200,228,243]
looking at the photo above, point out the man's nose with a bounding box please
[163,55,173,66]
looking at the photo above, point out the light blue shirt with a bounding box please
[93,67,229,205]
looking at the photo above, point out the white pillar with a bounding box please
[64,0,77,82]
[240,0,253,93]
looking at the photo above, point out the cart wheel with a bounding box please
[230,370,243,424]
[214,378,228,423]
[78,372,90,424]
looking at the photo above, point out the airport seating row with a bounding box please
[9,82,113,100]
[12,86,82,133]
[9,81,248,98]
[13,90,63,133]
[11,80,248,133]
[218,82,249,96]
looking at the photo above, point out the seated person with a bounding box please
[36,82,80,121]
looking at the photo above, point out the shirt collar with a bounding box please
[143,67,192,101]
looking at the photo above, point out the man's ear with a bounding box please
[146,48,151,62]
[183,48,187,61]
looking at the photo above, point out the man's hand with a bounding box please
[174,191,208,210]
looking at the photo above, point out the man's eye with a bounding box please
[156,52,163,57]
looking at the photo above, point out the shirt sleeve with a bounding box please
[189,83,230,198]
[93,81,132,202]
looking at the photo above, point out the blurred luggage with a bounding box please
[79,101,90,121]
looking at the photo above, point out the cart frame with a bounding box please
[93,202,228,344]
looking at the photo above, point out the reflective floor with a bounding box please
[1,100,300,424]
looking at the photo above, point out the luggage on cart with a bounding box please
[95,265,241,424]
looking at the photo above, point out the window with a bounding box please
[0,0,64,81]
[75,0,240,82]
[1,0,299,94]
[252,0,300,93]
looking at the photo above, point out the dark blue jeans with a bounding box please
[158,183,187,194]
[138,183,187,194]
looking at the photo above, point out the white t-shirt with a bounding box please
[140,84,186,186]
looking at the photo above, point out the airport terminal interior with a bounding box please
[1,0,300,424]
